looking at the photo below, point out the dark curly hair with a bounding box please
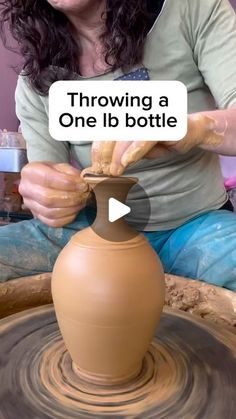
[0,0,163,94]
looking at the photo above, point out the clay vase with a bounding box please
[52,176,165,385]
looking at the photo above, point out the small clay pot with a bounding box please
[52,176,165,385]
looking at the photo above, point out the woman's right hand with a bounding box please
[19,162,89,227]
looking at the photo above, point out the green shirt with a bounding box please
[15,0,236,230]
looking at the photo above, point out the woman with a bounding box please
[0,0,236,290]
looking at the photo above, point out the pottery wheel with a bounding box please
[0,305,235,419]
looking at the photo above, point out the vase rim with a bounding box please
[84,174,138,186]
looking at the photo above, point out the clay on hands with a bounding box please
[82,113,224,177]
[20,162,90,227]
[149,114,224,155]
[85,141,116,175]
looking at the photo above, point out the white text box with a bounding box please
[49,81,187,142]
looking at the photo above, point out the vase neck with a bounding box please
[85,176,137,242]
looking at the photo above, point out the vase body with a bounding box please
[52,176,165,385]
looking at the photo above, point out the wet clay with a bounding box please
[165,274,236,328]
[52,176,165,385]
[0,273,52,319]
[82,141,116,175]
[170,114,224,154]
[82,113,227,176]
[0,304,235,418]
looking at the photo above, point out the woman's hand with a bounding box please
[19,162,89,227]
[82,114,223,176]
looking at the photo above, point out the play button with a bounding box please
[84,174,151,242]
[108,198,131,222]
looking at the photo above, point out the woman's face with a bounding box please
[47,0,99,13]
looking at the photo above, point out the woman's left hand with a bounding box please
[82,114,223,176]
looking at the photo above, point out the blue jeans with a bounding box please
[0,209,236,291]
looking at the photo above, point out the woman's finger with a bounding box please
[109,141,132,176]
[23,198,83,220]
[21,183,89,208]
[110,141,158,175]
[92,141,116,173]
[21,162,86,192]
[35,213,78,228]
[82,141,116,175]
